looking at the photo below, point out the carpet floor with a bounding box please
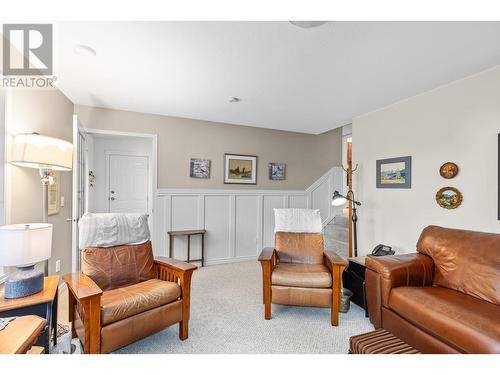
[112,261,374,354]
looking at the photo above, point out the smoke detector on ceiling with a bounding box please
[289,21,328,29]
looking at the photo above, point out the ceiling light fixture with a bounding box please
[289,21,328,29]
[228,97,241,103]
[74,44,96,57]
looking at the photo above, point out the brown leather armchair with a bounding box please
[63,241,196,353]
[259,232,347,326]
[365,226,500,353]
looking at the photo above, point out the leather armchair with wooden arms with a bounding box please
[63,241,196,354]
[259,227,347,326]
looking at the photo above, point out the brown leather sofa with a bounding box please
[365,225,500,353]
[63,241,197,353]
[259,231,347,326]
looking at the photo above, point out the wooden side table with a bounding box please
[0,315,46,354]
[0,275,59,353]
[168,229,206,266]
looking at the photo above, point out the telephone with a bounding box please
[371,244,395,256]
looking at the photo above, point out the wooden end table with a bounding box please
[0,315,46,354]
[168,229,206,266]
[0,275,59,353]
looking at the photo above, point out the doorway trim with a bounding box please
[81,127,158,252]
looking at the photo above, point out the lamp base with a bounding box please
[4,266,44,299]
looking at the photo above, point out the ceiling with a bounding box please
[54,21,500,134]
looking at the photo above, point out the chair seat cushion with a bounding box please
[101,279,181,326]
[272,263,332,288]
[389,286,500,353]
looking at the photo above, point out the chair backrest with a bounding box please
[417,225,500,305]
[274,208,324,264]
[81,241,156,291]
[78,212,154,291]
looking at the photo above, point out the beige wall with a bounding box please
[75,105,342,190]
[5,88,74,275]
[353,65,500,255]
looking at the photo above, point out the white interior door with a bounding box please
[71,115,86,272]
[107,154,149,213]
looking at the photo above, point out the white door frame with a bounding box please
[105,151,151,213]
[79,127,158,251]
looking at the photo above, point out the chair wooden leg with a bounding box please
[67,289,77,338]
[260,261,272,320]
[179,320,188,340]
[331,265,342,326]
[82,296,101,354]
[179,269,194,340]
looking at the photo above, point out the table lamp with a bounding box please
[10,133,72,275]
[0,223,53,298]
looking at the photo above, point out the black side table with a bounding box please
[343,256,368,317]
[0,275,59,353]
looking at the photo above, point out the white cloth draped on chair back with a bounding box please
[273,208,323,233]
[78,212,150,249]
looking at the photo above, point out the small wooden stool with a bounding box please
[349,329,420,354]
[168,229,206,266]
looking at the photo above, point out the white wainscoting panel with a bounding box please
[153,167,342,265]
[204,195,232,262]
[234,195,261,259]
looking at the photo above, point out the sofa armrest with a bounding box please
[365,253,434,328]
[63,272,103,302]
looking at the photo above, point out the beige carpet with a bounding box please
[108,261,374,354]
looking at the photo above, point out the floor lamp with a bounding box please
[331,190,362,257]
[10,133,73,275]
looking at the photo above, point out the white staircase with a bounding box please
[323,214,349,258]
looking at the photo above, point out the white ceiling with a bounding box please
[54,21,500,134]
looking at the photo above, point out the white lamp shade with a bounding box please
[0,224,53,267]
[331,196,348,206]
[11,133,73,171]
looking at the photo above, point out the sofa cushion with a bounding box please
[275,232,324,264]
[389,286,500,353]
[416,226,500,305]
[100,279,181,326]
[272,263,332,288]
[81,241,156,291]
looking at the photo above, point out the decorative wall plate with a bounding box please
[439,162,459,179]
[435,187,463,209]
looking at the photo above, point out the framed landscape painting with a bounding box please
[376,156,412,189]
[224,153,257,184]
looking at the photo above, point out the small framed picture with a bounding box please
[269,162,286,180]
[48,171,60,216]
[224,153,257,184]
[190,158,210,179]
[376,156,412,189]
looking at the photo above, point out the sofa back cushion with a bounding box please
[417,226,500,305]
[275,232,324,264]
[81,241,156,291]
